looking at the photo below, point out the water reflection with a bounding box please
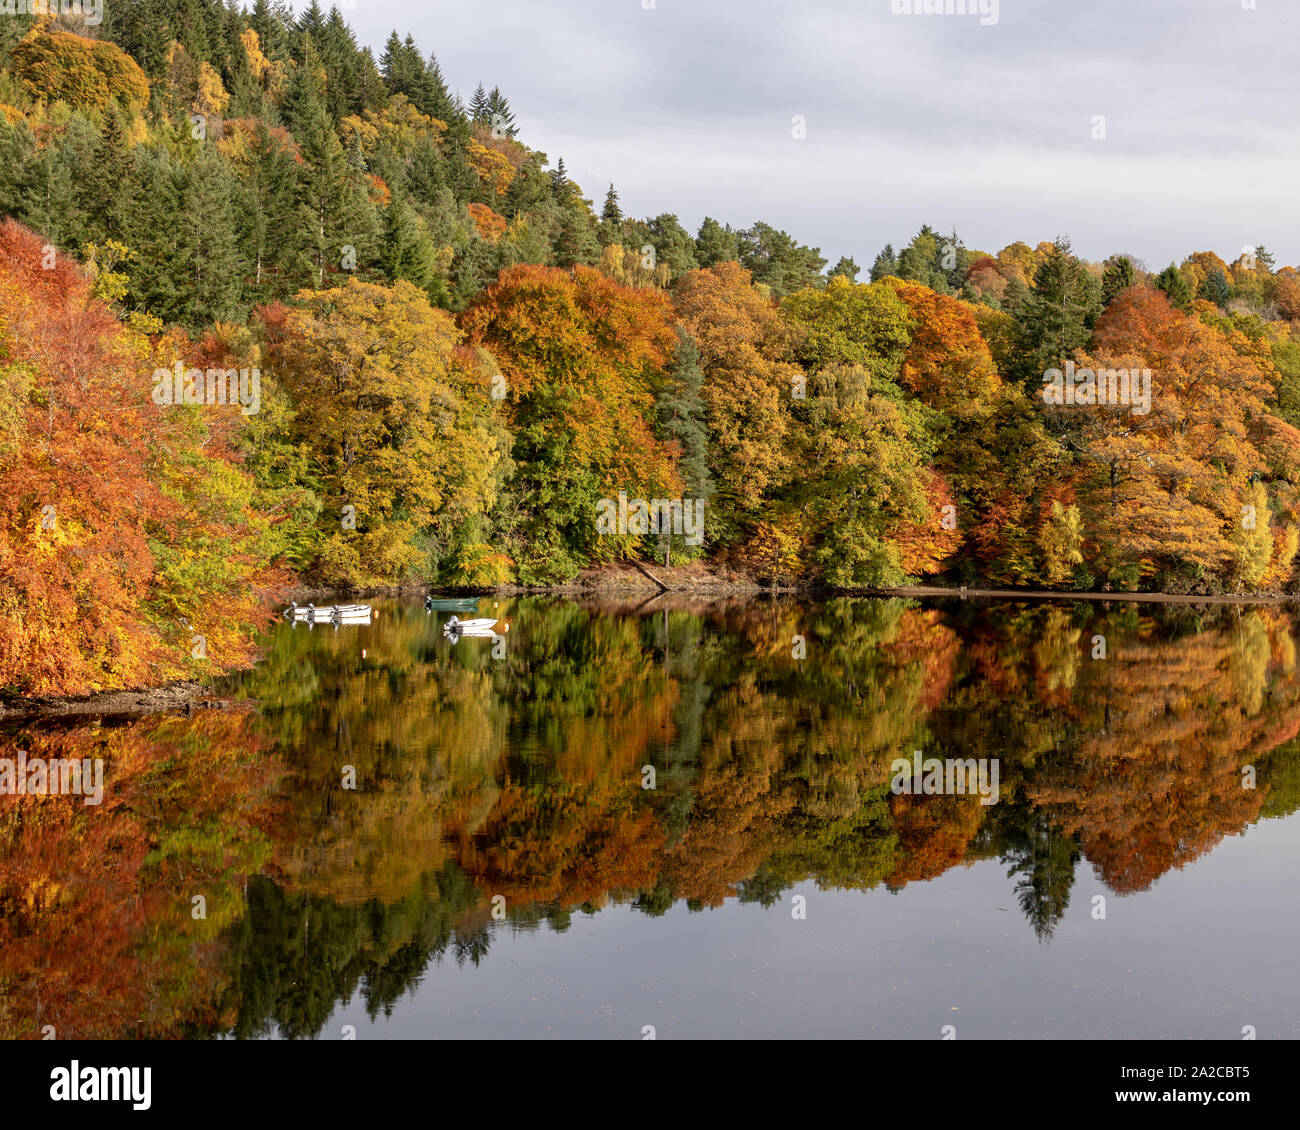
[2,598,1298,1038]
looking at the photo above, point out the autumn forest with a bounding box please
[2,4,1300,698]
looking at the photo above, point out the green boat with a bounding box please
[424,597,481,612]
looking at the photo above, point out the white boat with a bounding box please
[284,602,373,622]
[443,616,499,633]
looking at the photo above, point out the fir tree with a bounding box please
[173,144,246,327]
[1155,263,1192,310]
[1199,266,1232,308]
[469,83,489,122]
[1101,254,1135,306]
[380,192,438,289]
[484,86,517,137]
[290,36,377,287]
[422,52,456,123]
[236,118,302,301]
[696,216,739,267]
[549,156,569,201]
[601,184,622,225]
[1016,236,1099,387]
[829,256,860,282]
[656,330,714,561]
[80,104,138,246]
[870,243,898,281]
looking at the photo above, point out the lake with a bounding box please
[2,596,1297,1040]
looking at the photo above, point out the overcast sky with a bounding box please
[291,0,1298,271]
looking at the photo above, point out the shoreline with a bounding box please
[6,578,1296,721]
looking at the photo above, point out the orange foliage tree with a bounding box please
[0,220,282,695]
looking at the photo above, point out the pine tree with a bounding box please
[380,192,438,289]
[1155,263,1192,310]
[250,0,292,62]
[870,243,898,281]
[1199,266,1232,308]
[656,330,714,561]
[356,48,388,114]
[601,183,622,225]
[0,117,46,237]
[79,104,138,246]
[175,0,215,69]
[236,118,302,301]
[597,183,623,247]
[696,217,739,266]
[125,144,185,319]
[1016,236,1099,387]
[380,31,408,89]
[422,52,456,123]
[1101,255,1135,306]
[829,256,860,282]
[290,36,377,287]
[318,8,363,121]
[296,0,327,47]
[552,200,600,269]
[549,156,569,201]
[469,83,489,122]
[484,86,517,137]
[173,145,246,327]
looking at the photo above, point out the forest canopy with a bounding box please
[3,2,1300,693]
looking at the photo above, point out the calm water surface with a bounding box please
[3,597,1298,1039]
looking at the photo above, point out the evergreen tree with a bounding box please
[1155,263,1192,310]
[738,222,825,297]
[250,0,293,62]
[318,7,363,122]
[1101,254,1135,306]
[356,48,389,114]
[295,0,327,51]
[235,118,302,302]
[380,31,409,90]
[870,243,898,281]
[422,52,456,123]
[829,255,860,282]
[644,213,698,279]
[469,83,489,122]
[175,0,216,69]
[550,194,600,269]
[656,330,714,561]
[695,216,739,267]
[380,192,438,289]
[0,117,45,236]
[484,86,517,137]
[79,104,138,246]
[125,144,185,319]
[290,36,377,287]
[1015,236,1099,387]
[102,0,177,78]
[1199,266,1232,308]
[549,156,569,201]
[381,32,429,108]
[601,183,622,225]
[172,144,246,327]
[896,226,947,291]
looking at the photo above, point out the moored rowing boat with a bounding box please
[284,602,373,621]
